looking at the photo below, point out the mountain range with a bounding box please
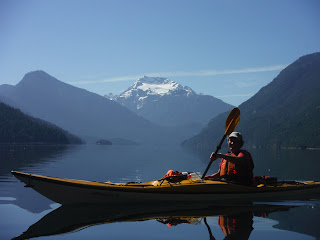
[2,52,319,148]
[182,52,320,151]
[0,71,160,143]
[0,71,233,144]
[0,71,232,144]
[107,76,233,128]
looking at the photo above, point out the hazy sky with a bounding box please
[1,0,319,106]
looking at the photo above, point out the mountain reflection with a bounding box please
[0,144,70,177]
[13,202,293,240]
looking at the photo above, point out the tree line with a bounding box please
[0,102,83,144]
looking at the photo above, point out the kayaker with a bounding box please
[205,132,254,185]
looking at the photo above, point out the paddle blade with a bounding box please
[225,108,240,135]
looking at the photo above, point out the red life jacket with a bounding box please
[218,214,254,237]
[218,216,236,236]
[160,170,187,183]
[219,150,254,181]
[162,170,182,178]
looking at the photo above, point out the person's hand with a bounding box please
[210,152,220,161]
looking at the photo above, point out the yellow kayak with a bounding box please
[11,171,320,205]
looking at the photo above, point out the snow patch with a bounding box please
[114,76,196,109]
[137,82,179,96]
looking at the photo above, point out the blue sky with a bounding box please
[1,0,319,106]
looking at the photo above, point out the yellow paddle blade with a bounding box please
[225,108,240,135]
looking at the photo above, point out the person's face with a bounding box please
[228,137,241,153]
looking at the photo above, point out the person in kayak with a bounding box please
[205,132,254,185]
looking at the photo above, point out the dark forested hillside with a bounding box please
[0,102,83,144]
[182,52,320,151]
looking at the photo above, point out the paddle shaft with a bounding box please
[201,134,226,179]
[204,217,215,240]
[200,108,240,180]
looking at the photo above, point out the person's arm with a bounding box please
[204,171,220,179]
[211,152,245,164]
[204,152,222,179]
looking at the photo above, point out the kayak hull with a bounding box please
[11,171,320,205]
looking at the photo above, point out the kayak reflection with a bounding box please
[156,208,271,240]
[156,215,254,240]
[13,202,293,240]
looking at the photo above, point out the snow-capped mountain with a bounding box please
[107,76,234,129]
[111,76,195,110]
[122,76,194,97]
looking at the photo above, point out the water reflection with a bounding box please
[0,144,77,213]
[1,145,320,239]
[13,202,294,240]
[0,144,71,177]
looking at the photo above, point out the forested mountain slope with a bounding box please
[0,102,83,144]
[183,52,320,150]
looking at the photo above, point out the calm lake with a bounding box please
[1,143,320,240]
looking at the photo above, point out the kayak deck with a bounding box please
[11,171,320,205]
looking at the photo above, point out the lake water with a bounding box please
[1,143,320,240]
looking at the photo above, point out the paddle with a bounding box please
[201,107,240,179]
